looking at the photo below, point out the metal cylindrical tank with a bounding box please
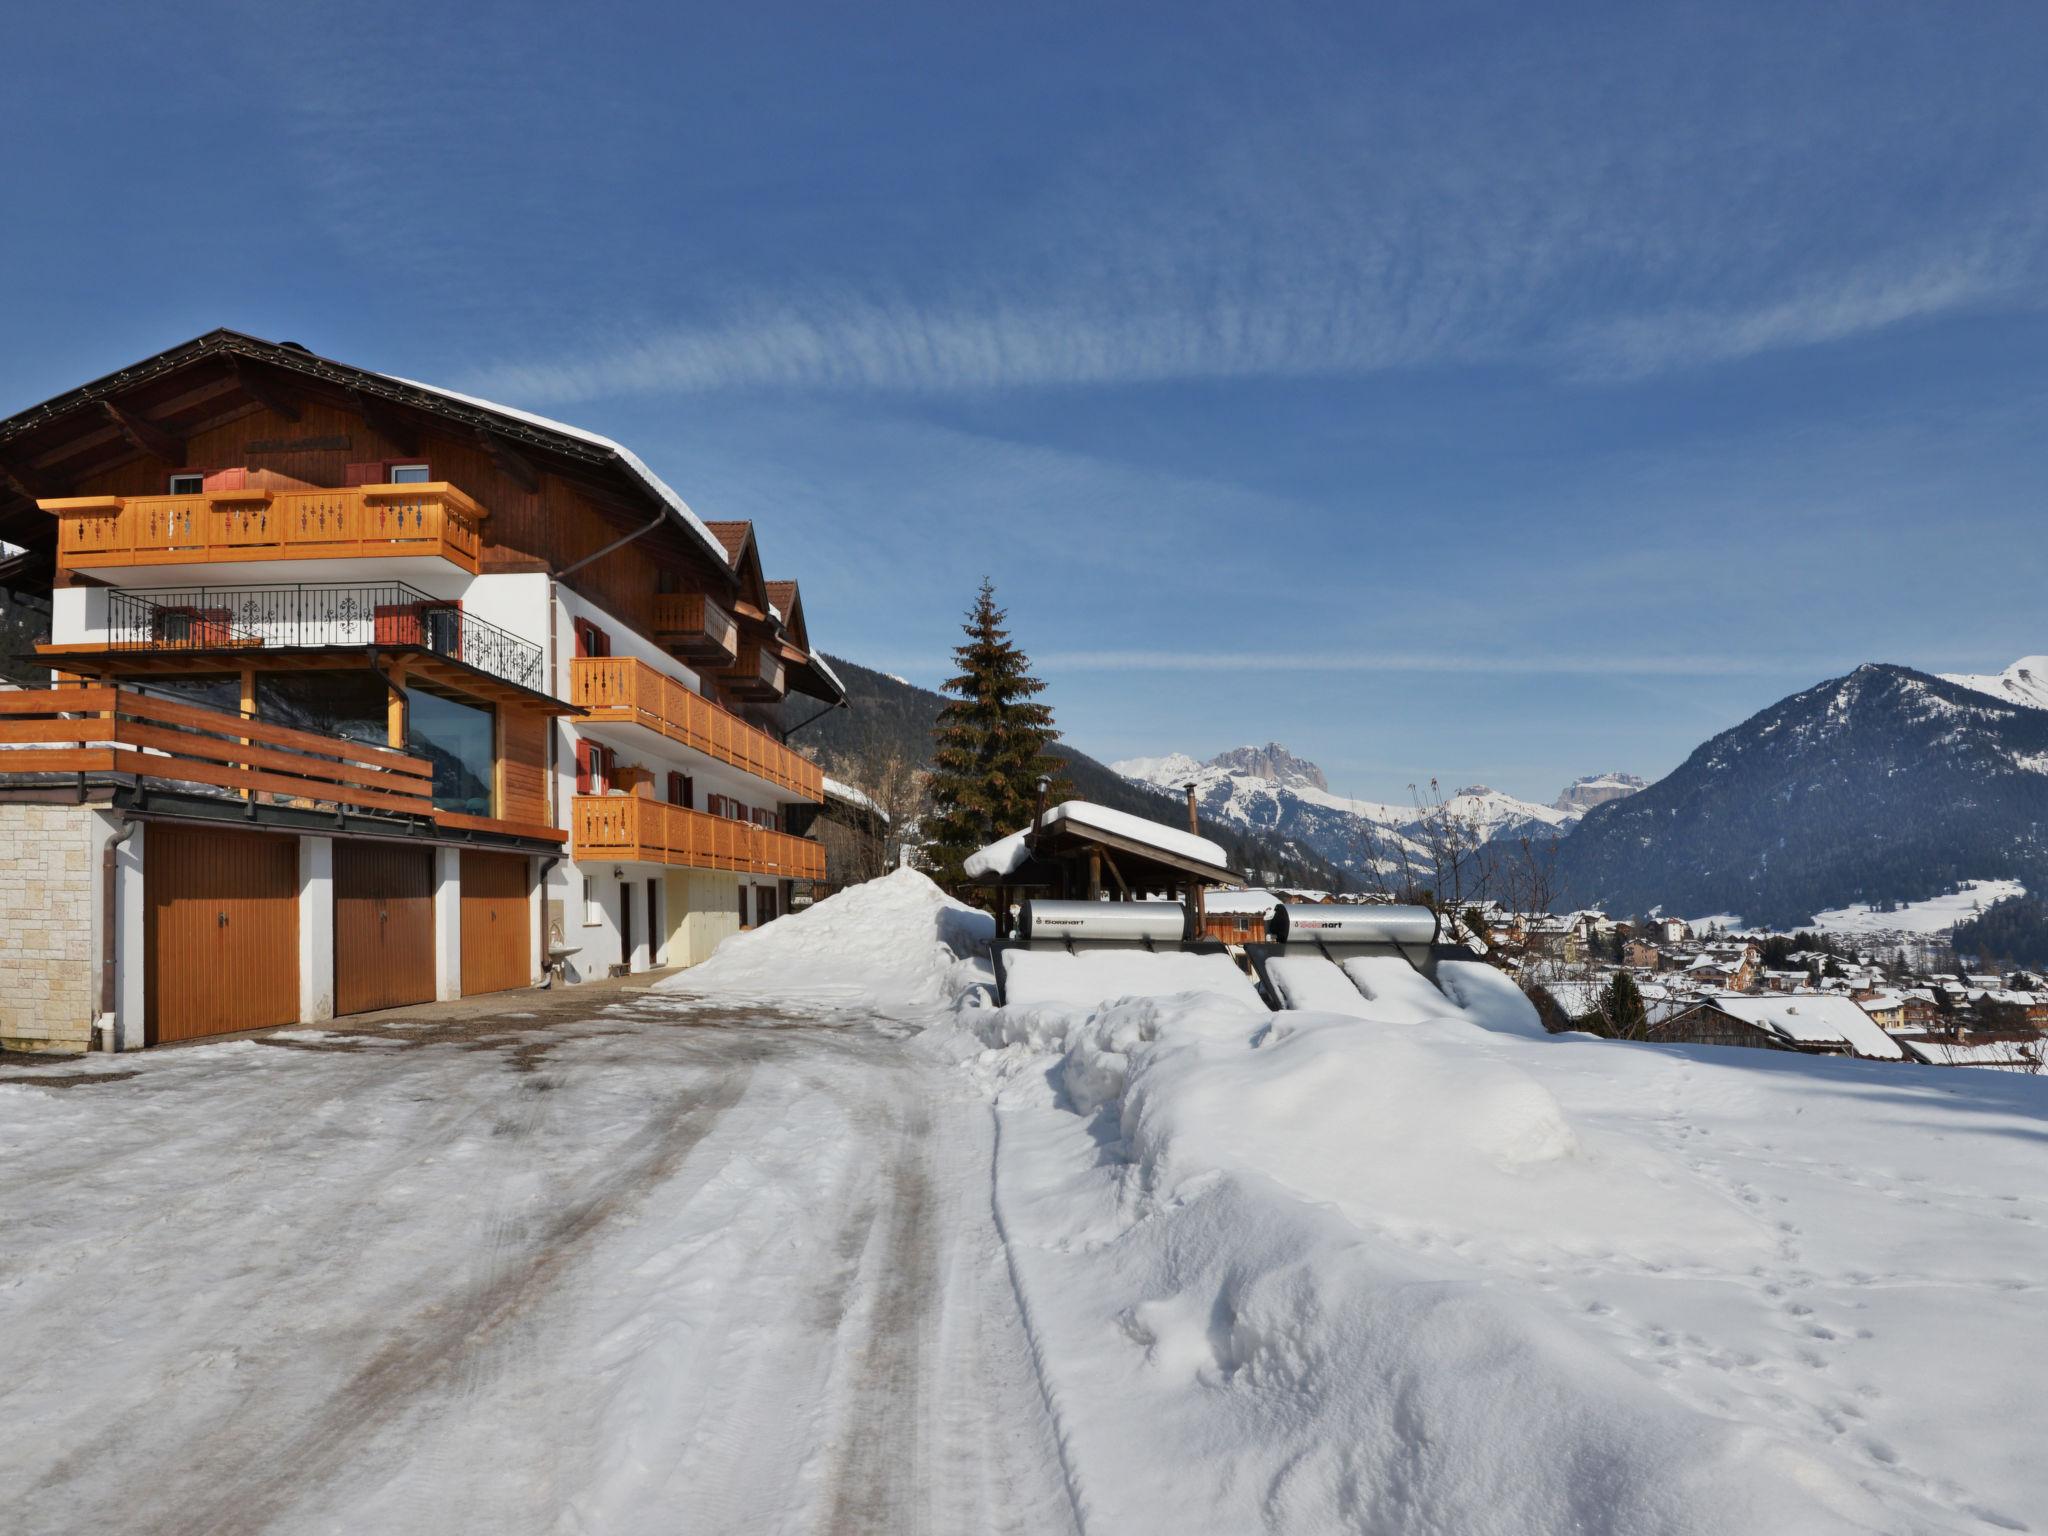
[1269,903,1438,946]
[1016,899,1193,944]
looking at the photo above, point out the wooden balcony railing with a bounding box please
[43,482,488,575]
[653,592,740,666]
[0,685,435,817]
[570,655,822,801]
[572,794,826,879]
[720,639,787,702]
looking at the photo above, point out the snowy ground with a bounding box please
[1810,879,2027,936]
[0,984,1072,1536]
[5,869,2046,1535]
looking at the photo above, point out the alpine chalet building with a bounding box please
[0,331,843,1051]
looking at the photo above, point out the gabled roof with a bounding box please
[701,519,769,617]
[0,328,735,578]
[766,580,808,651]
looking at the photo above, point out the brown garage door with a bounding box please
[461,851,530,995]
[146,822,300,1044]
[335,842,436,1015]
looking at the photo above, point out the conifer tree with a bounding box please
[924,580,1068,885]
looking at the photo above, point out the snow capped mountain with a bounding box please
[1553,663,2048,927]
[1552,771,1647,813]
[1942,655,2048,714]
[1112,744,1591,881]
[1437,785,1571,844]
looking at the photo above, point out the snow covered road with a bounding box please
[0,990,1076,1536]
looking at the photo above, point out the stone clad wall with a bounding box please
[0,803,97,1053]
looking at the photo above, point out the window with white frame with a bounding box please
[388,462,432,483]
[167,472,205,494]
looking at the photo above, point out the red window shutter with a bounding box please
[343,462,383,487]
[573,620,590,658]
[590,625,611,657]
[601,748,618,791]
[575,741,592,794]
[373,603,422,646]
[202,467,247,492]
[667,771,685,804]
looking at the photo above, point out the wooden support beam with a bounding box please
[0,450,55,501]
[227,356,302,422]
[348,388,419,455]
[100,400,185,465]
[474,425,539,493]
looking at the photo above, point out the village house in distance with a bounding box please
[0,330,844,1052]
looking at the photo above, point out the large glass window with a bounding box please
[137,673,243,716]
[408,687,495,816]
[256,670,388,748]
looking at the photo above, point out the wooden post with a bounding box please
[239,668,256,799]
[1088,849,1102,901]
[385,660,409,748]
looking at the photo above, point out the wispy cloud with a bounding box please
[1036,650,1828,678]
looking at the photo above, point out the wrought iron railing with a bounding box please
[107,583,544,692]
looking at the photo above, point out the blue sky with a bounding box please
[5,1,2046,804]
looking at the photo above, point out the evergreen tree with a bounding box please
[924,580,1069,886]
[1594,971,1648,1038]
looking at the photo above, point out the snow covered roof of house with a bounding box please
[1715,995,1906,1060]
[964,801,1233,882]
[1902,1038,2045,1068]
[822,776,888,823]
[390,373,735,574]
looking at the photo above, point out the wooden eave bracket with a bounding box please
[346,387,420,456]
[100,400,185,465]
[474,426,539,493]
[227,356,302,422]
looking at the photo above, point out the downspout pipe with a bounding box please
[97,815,137,1051]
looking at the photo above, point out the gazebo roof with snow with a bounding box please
[964,800,1239,898]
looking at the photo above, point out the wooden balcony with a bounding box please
[570,655,823,801]
[43,482,488,575]
[654,592,740,666]
[0,684,435,817]
[720,639,787,703]
[572,794,826,880]
[0,684,567,844]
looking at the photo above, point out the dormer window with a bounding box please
[388,463,432,484]
[167,472,205,494]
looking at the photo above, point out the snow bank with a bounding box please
[658,868,993,1012]
[1262,954,1375,1014]
[963,964,1986,1531]
[1338,953,1463,1022]
[998,947,1262,1012]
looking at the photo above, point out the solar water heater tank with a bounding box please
[1015,899,1195,944]
[1268,903,1439,946]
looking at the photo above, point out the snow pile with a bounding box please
[1262,954,1375,1014]
[998,947,1261,1011]
[963,952,2048,1532]
[658,868,992,1012]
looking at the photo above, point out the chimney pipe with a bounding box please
[1184,782,1199,836]
[1027,776,1051,851]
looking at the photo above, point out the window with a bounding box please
[167,472,205,494]
[257,669,387,748]
[583,877,604,927]
[572,619,611,658]
[408,687,495,816]
[387,463,432,483]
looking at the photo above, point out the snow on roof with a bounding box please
[1902,1038,2047,1068]
[963,800,1232,881]
[1715,995,1906,1059]
[1204,888,1281,916]
[822,776,888,823]
[389,374,733,574]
